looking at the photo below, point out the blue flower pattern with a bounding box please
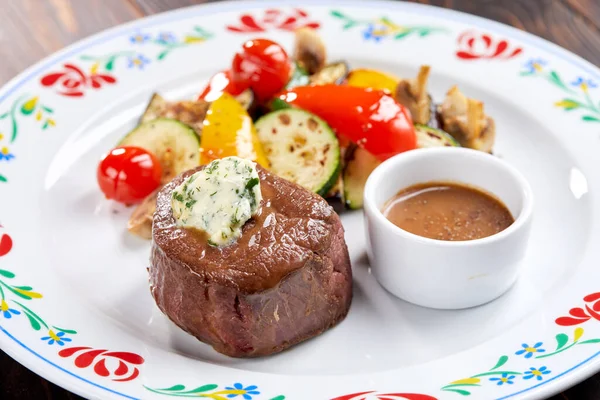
[489,373,515,386]
[515,342,546,359]
[523,366,551,381]
[41,331,72,346]
[362,24,386,42]
[571,77,598,89]
[523,58,547,73]
[127,54,151,69]
[225,383,260,400]
[0,149,14,162]
[129,32,151,44]
[1,307,20,319]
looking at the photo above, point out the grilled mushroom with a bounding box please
[439,86,496,153]
[394,65,432,125]
[293,28,327,74]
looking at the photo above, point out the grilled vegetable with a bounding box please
[439,86,496,152]
[232,38,292,102]
[119,118,200,182]
[127,188,160,239]
[395,66,432,125]
[309,61,349,85]
[347,68,398,93]
[415,124,460,148]
[342,145,381,209]
[233,89,255,111]
[255,109,340,196]
[342,124,459,210]
[97,146,163,205]
[286,63,310,89]
[278,84,416,161]
[200,93,268,167]
[141,93,209,136]
[293,28,327,74]
[270,97,292,111]
[198,70,255,111]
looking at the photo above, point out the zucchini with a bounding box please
[310,61,349,85]
[286,63,310,89]
[342,125,458,209]
[342,145,381,210]
[415,124,460,148]
[255,109,340,196]
[119,118,200,182]
[140,93,209,137]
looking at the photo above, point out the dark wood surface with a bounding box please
[1,0,600,398]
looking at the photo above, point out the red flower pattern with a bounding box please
[227,8,320,33]
[556,292,600,326]
[58,346,144,382]
[456,31,523,60]
[0,233,13,257]
[331,392,437,400]
[40,64,116,97]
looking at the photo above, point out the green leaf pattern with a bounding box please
[0,94,55,183]
[521,59,600,123]
[0,267,76,338]
[79,25,212,73]
[442,327,600,396]
[144,383,285,399]
[330,9,447,41]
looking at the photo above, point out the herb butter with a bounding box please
[171,156,262,246]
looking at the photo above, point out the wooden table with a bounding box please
[1,0,600,398]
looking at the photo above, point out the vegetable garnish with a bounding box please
[97,146,162,204]
[278,85,417,161]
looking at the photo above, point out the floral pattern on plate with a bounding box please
[226,8,319,33]
[0,95,55,182]
[1,4,600,400]
[455,31,523,60]
[521,58,600,123]
[330,10,447,42]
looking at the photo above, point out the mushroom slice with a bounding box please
[141,93,210,137]
[293,28,327,74]
[127,188,160,240]
[394,65,432,125]
[439,86,496,152]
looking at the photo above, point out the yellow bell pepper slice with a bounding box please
[200,93,269,168]
[346,68,399,93]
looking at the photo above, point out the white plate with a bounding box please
[1,1,600,399]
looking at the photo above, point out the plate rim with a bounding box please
[1,1,600,399]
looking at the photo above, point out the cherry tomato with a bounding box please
[279,85,417,161]
[198,69,248,101]
[231,38,291,101]
[97,146,162,204]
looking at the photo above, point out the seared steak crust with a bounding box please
[150,166,352,357]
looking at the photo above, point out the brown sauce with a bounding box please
[382,182,514,241]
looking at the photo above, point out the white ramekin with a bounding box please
[363,147,534,309]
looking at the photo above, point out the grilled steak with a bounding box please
[150,165,352,357]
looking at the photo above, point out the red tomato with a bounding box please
[198,70,248,101]
[97,146,162,204]
[231,38,291,101]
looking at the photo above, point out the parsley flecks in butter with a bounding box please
[171,156,262,246]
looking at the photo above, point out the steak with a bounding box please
[150,165,352,357]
